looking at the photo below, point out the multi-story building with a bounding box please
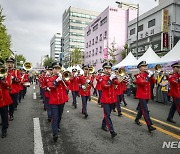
[128,0,180,58]
[84,6,137,70]
[50,33,63,61]
[62,6,99,67]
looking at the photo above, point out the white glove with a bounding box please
[110,74,116,80]
[11,76,14,79]
[46,71,50,76]
[86,79,91,84]
[56,76,62,82]
[74,72,78,77]
[58,73,62,78]
[99,78,102,82]
[147,70,153,78]
[47,87,50,91]
[82,85,86,90]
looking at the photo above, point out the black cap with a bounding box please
[72,68,77,72]
[51,62,62,68]
[137,61,147,68]
[171,62,180,68]
[82,64,89,70]
[0,59,4,65]
[98,69,103,73]
[102,62,112,68]
[6,57,15,63]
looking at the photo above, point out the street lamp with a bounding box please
[115,1,139,59]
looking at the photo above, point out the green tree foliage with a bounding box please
[15,54,26,67]
[121,43,128,60]
[0,6,11,60]
[107,41,120,64]
[43,56,54,67]
[71,48,83,66]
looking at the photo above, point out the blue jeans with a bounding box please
[81,96,89,114]
[51,104,65,135]
[162,91,168,105]
[136,99,152,126]
[102,104,115,132]
[72,91,78,105]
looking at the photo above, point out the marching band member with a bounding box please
[100,62,118,138]
[121,77,128,107]
[79,65,92,118]
[167,62,180,123]
[134,61,156,133]
[0,59,12,138]
[44,66,53,122]
[69,68,79,109]
[47,62,70,142]
[21,69,29,98]
[6,57,21,120]
[38,70,46,110]
[92,72,98,96]
[95,69,103,106]
[114,68,123,116]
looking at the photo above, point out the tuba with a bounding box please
[89,66,95,74]
[117,68,127,82]
[0,66,8,79]
[23,62,33,71]
[62,71,71,81]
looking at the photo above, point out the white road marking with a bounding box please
[33,118,44,154]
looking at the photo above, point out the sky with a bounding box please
[0,0,157,66]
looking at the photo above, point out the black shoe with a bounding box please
[113,109,116,112]
[124,103,127,107]
[53,134,58,142]
[148,125,156,133]
[111,131,117,138]
[84,114,88,118]
[118,113,123,116]
[74,104,77,108]
[135,119,142,126]
[9,116,14,121]
[48,118,51,122]
[101,126,108,132]
[167,118,176,124]
[1,132,7,138]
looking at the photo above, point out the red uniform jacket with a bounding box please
[95,75,102,91]
[44,76,51,98]
[100,75,118,104]
[79,75,91,96]
[0,75,13,107]
[48,75,70,105]
[39,74,46,89]
[168,72,180,98]
[69,76,79,91]
[116,80,123,95]
[8,69,21,94]
[136,72,152,99]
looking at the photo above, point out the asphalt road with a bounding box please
[0,85,179,154]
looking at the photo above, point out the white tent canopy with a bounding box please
[136,46,161,65]
[160,40,180,63]
[113,52,137,68]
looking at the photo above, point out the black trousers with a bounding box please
[9,93,18,116]
[0,106,9,133]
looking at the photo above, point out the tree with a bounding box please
[15,54,26,67]
[121,43,128,60]
[0,6,11,61]
[43,56,54,67]
[71,48,83,66]
[107,41,120,65]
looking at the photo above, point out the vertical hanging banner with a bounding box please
[103,39,108,59]
[161,9,169,49]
